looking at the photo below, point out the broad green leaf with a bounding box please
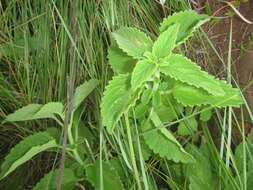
[4,104,42,122]
[0,132,57,179]
[108,45,137,74]
[4,102,64,123]
[101,74,132,133]
[32,168,77,190]
[131,60,157,91]
[160,10,210,45]
[152,24,179,58]
[33,102,64,119]
[185,144,219,190]
[86,160,125,190]
[142,120,195,163]
[112,27,153,59]
[173,80,243,107]
[73,79,99,110]
[178,117,198,136]
[160,54,225,96]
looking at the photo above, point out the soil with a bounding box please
[194,0,253,144]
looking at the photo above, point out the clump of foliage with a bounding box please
[0,10,245,190]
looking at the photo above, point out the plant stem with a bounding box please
[124,113,142,190]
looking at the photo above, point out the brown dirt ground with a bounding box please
[194,0,253,144]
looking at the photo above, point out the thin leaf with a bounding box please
[112,27,153,59]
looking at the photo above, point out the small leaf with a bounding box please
[112,27,153,59]
[160,10,210,45]
[32,168,77,190]
[178,117,198,136]
[101,74,132,133]
[160,54,225,96]
[0,132,57,179]
[131,60,157,91]
[73,79,99,110]
[142,120,195,163]
[152,24,179,58]
[108,45,137,74]
[200,107,212,121]
[86,160,125,190]
[173,80,243,107]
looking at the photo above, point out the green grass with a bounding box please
[0,0,253,190]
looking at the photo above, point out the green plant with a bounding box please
[0,80,101,189]
[101,10,244,187]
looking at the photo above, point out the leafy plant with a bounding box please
[101,10,243,168]
[1,79,99,188]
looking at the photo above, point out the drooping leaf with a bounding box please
[0,132,57,179]
[173,80,243,107]
[86,160,125,190]
[108,45,137,74]
[142,120,195,163]
[101,74,132,133]
[4,102,64,123]
[160,54,225,96]
[131,60,157,91]
[73,79,99,110]
[32,168,77,190]
[112,27,153,59]
[159,10,210,45]
[152,24,179,58]
[178,117,198,136]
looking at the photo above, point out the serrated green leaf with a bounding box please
[0,132,57,179]
[4,102,64,123]
[108,45,137,74]
[32,168,77,190]
[152,24,179,58]
[73,79,99,110]
[178,117,198,136]
[112,27,153,59]
[160,54,225,96]
[86,160,125,190]
[101,74,132,133]
[142,120,195,163]
[131,60,157,91]
[173,80,243,107]
[160,10,210,45]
